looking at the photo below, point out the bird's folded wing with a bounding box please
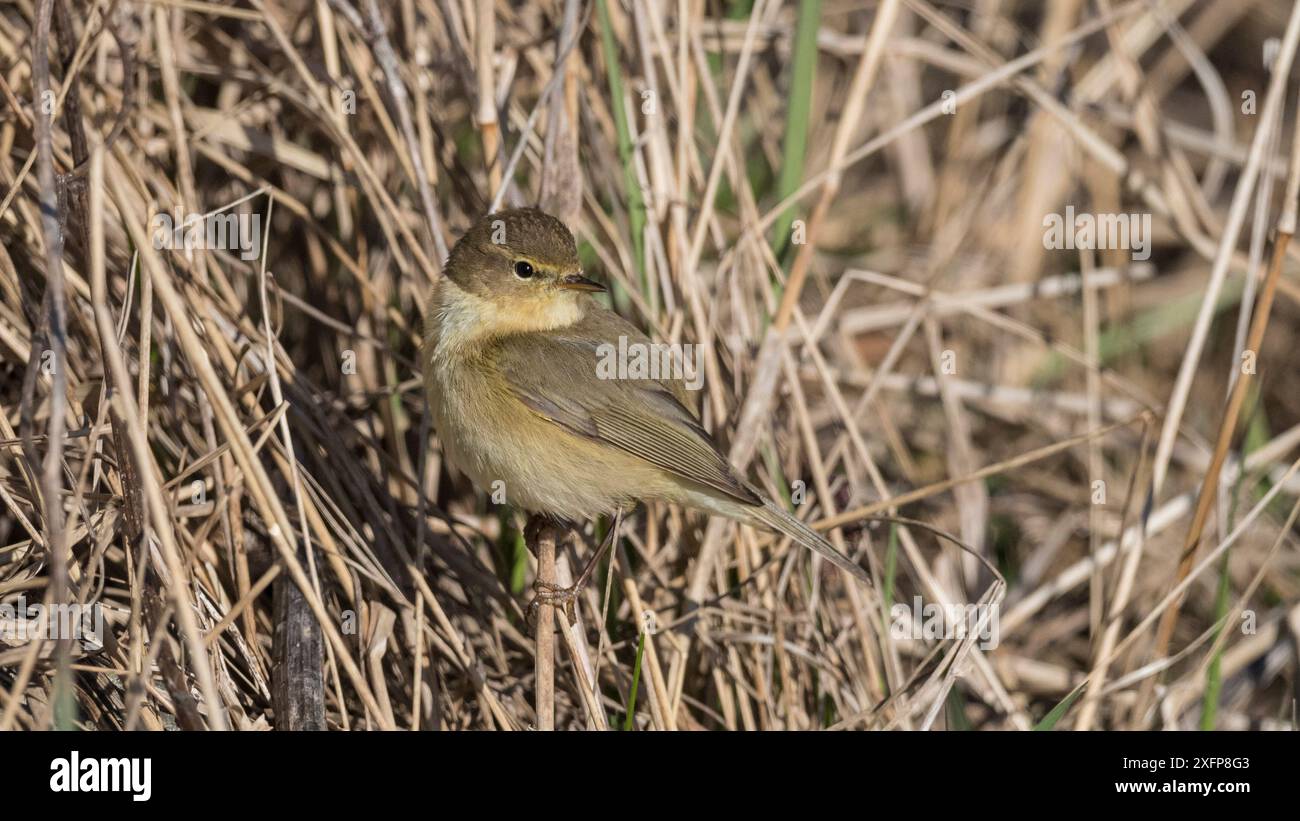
[493,329,761,507]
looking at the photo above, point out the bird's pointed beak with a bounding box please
[556,273,606,293]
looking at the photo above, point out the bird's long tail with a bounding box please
[750,500,872,588]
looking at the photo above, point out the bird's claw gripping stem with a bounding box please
[527,580,579,629]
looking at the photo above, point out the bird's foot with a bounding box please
[527,580,580,630]
[523,508,623,632]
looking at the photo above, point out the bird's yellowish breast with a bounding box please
[422,278,662,519]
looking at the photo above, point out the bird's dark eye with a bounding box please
[513,260,535,279]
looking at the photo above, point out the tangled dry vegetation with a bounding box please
[1,0,1299,731]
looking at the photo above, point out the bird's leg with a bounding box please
[527,509,623,629]
[524,515,564,628]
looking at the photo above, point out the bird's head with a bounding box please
[442,208,604,335]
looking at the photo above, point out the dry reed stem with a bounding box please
[530,516,557,730]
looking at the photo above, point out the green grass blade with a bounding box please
[883,522,899,612]
[508,522,528,595]
[624,629,646,730]
[770,0,820,262]
[1200,557,1231,730]
[1033,682,1087,730]
[945,686,973,730]
[1201,383,1268,729]
[1034,276,1245,386]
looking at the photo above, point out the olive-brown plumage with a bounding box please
[422,208,870,587]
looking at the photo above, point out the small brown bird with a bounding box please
[422,208,870,606]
